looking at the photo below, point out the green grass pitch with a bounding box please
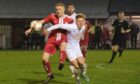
[0,50,140,84]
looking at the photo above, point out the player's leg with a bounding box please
[69,63,75,78]
[42,52,54,84]
[71,59,81,84]
[108,45,118,64]
[77,57,90,82]
[42,52,53,75]
[66,48,81,84]
[69,45,87,78]
[80,45,88,61]
[76,46,90,82]
[59,41,67,70]
[43,43,56,83]
[118,39,126,57]
[118,47,124,57]
[77,57,86,74]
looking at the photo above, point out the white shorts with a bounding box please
[66,45,83,62]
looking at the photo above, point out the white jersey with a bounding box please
[67,13,77,23]
[47,24,85,47]
[47,23,85,61]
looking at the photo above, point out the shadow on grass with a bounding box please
[49,79,73,84]
[22,71,73,84]
[32,71,45,74]
[32,71,65,76]
[19,78,44,84]
[19,78,73,84]
[0,80,8,82]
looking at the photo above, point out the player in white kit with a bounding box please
[46,14,90,84]
[66,3,78,77]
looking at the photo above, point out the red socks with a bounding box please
[59,51,67,63]
[43,61,52,75]
[82,50,87,58]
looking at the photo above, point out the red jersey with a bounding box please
[43,13,73,43]
[80,22,91,46]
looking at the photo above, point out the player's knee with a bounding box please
[112,46,118,52]
[74,66,79,69]
[71,61,79,69]
[60,42,67,50]
[83,46,87,51]
[42,52,50,61]
[78,57,85,65]
[72,63,79,69]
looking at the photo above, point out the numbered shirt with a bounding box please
[48,24,85,47]
[43,13,73,40]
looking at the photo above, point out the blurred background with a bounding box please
[0,0,140,50]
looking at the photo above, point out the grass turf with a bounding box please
[0,50,140,84]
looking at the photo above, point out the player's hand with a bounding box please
[25,28,32,36]
[121,27,125,34]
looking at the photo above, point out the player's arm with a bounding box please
[125,29,131,33]
[42,24,73,35]
[79,25,86,40]
[25,20,44,36]
[121,22,131,33]
[25,15,51,36]
[47,24,73,32]
[79,25,86,34]
[25,28,32,36]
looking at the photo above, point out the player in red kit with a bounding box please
[80,21,91,61]
[25,3,73,83]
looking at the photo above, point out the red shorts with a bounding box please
[44,35,67,55]
[80,39,89,46]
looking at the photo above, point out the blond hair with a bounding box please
[76,13,86,20]
[55,3,65,8]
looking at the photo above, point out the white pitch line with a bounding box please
[95,63,134,72]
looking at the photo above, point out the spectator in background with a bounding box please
[23,34,30,49]
[30,32,40,50]
[94,23,102,49]
[130,22,140,48]
[88,24,95,49]
[101,23,111,49]
[38,34,45,49]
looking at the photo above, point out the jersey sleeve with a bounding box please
[43,14,52,23]
[47,24,73,32]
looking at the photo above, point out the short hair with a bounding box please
[118,11,124,14]
[55,3,65,7]
[66,3,75,7]
[76,13,86,20]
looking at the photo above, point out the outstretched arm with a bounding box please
[47,24,73,32]
[79,25,86,34]
[25,20,44,36]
